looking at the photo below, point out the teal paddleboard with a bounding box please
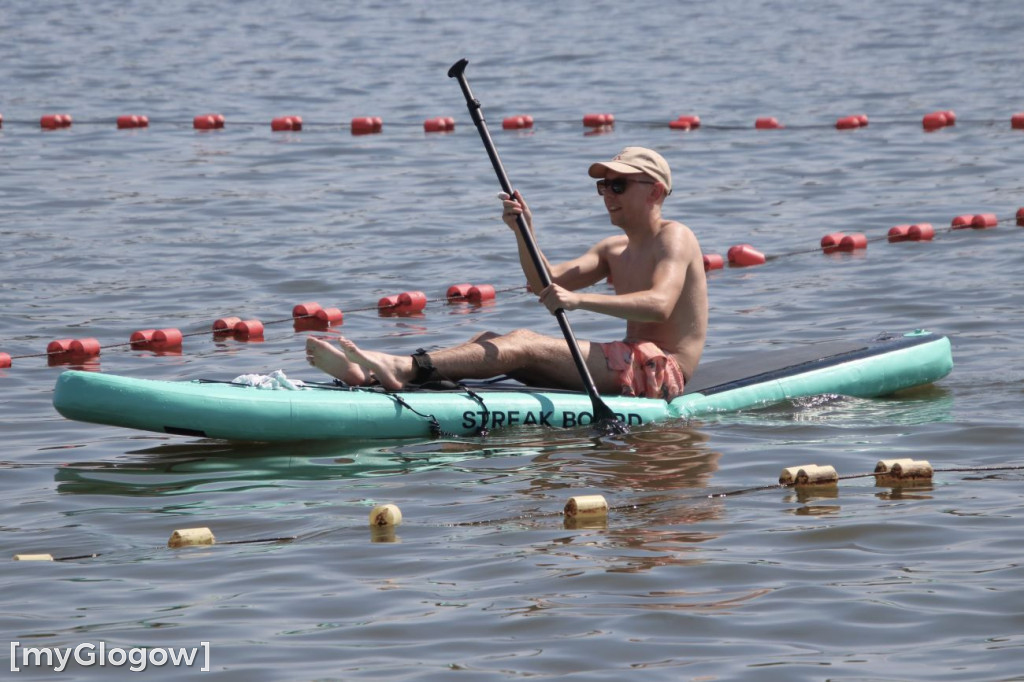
[52,330,952,442]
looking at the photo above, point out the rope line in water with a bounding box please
[2,206,1021,371]
[0,285,531,367]
[6,109,1024,133]
[12,462,1022,562]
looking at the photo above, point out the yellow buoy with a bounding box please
[369,504,403,527]
[167,527,216,548]
[564,494,609,518]
[779,464,839,486]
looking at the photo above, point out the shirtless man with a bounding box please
[306,146,707,401]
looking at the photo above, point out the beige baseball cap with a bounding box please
[588,147,672,195]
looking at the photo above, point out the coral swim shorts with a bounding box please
[599,340,685,401]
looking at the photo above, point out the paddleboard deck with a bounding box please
[52,330,953,442]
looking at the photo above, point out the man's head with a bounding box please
[588,147,672,197]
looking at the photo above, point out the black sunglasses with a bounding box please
[596,177,655,196]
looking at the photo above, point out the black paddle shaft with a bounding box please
[447,58,626,433]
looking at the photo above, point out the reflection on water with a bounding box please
[874,484,934,502]
[52,423,720,499]
[53,438,494,496]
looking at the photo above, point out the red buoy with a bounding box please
[0,352,10,368]
[50,338,100,359]
[72,338,101,356]
[838,233,867,251]
[397,291,428,312]
[377,295,401,312]
[702,254,724,271]
[233,320,264,340]
[468,284,496,303]
[971,213,997,228]
[351,117,375,134]
[130,329,157,349]
[1012,113,1024,130]
[835,116,860,130]
[379,292,427,315]
[195,113,224,129]
[292,302,323,318]
[755,117,782,129]
[502,116,533,130]
[314,307,343,325]
[583,113,613,127]
[820,232,846,252]
[152,328,183,350]
[668,119,692,130]
[922,112,947,131]
[887,225,911,242]
[1017,207,1024,225]
[377,295,401,311]
[117,115,148,129]
[676,115,701,129]
[271,116,302,131]
[908,223,935,241]
[728,244,766,266]
[951,214,975,229]
[47,338,98,365]
[213,316,243,333]
[424,116,455,132]
[41,114,72,129]
[446,283,473,300]
[47,339,74,355]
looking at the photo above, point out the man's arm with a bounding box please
[540,225,693,323]
[501,191,611,293]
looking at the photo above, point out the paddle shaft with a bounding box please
[448,59,623,430]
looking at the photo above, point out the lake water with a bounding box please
[2,0,1024,679]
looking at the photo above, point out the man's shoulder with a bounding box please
[595,234,629,251]
[656,219,699,247]
[659,218,693,235]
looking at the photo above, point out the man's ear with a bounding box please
[648,182,667,204]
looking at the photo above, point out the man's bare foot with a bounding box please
[305,336,369,385]
[336,337,413,391]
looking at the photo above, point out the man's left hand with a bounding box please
[539,284,580,314]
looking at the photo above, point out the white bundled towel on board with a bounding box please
[231,369,307,390]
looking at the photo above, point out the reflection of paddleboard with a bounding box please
[52,330,953,443]
[53,440,495,496]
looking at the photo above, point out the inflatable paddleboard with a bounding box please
[52,330,953,442]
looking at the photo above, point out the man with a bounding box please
[306,146,707,401]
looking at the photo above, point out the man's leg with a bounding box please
[310,329,620,393]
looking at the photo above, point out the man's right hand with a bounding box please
[499,190,534,235]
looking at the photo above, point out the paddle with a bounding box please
[448,58,627,435]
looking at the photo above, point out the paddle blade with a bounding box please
[591,402,629,435]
